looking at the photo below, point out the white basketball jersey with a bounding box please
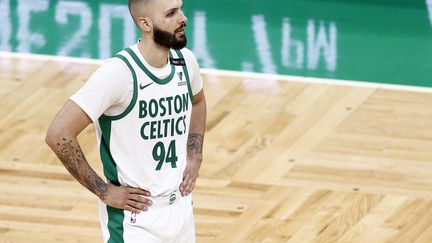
[96,46,194,196]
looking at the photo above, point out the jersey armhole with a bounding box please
[99,54,138,121]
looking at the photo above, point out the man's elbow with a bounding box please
[45,127,61,149]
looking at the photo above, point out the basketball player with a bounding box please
[45,0,206,242]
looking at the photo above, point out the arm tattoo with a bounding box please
[55,138,107,199]
[187,133,204,155]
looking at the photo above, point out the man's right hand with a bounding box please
[101,183,153,213]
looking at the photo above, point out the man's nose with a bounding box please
[179,10,187,24]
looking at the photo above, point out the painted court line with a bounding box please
[202,69,432,93]
[0,51,104,65]
[1,51,432,94]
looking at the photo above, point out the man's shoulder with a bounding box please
[174,47,198,65]
[93,56,131,79]
[177,47,194,58]
[109,44,137,62]
[103,52,132,68]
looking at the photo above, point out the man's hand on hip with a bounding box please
[101,183,153,213]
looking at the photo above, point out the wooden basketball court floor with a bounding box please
[0,53,432,243]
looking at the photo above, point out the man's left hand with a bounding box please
[179,155,202,196]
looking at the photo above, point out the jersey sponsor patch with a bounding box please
[169,57,186,66]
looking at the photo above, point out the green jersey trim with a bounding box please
[98,118,119,185]
[99,54,138,121]
[174,49,194,103]
[98,54,135,182]
[98,53,134,243]
[106,206,125,243]
[99,101,125,243]
[99,113,124,242]
[125,47,175,85]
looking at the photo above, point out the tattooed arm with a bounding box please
[180,90,207,196]
[46,100,152,213]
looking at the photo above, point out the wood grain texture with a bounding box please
[1,56,432,243]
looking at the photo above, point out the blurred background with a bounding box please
[1,0,432,87]
[1,1,432,242]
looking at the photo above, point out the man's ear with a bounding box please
[138,17,152,32]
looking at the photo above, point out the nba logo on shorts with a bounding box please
[169,193,176,205]
[130,212,137,223]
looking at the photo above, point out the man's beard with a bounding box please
[153,24,187,50]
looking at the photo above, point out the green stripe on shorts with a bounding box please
[107,205,125,243]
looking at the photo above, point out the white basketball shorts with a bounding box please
[98,190,195,243]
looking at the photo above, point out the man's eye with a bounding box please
[167,10,175,17]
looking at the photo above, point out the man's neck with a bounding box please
[137,37,169,68]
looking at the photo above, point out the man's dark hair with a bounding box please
[128,0,152,27]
